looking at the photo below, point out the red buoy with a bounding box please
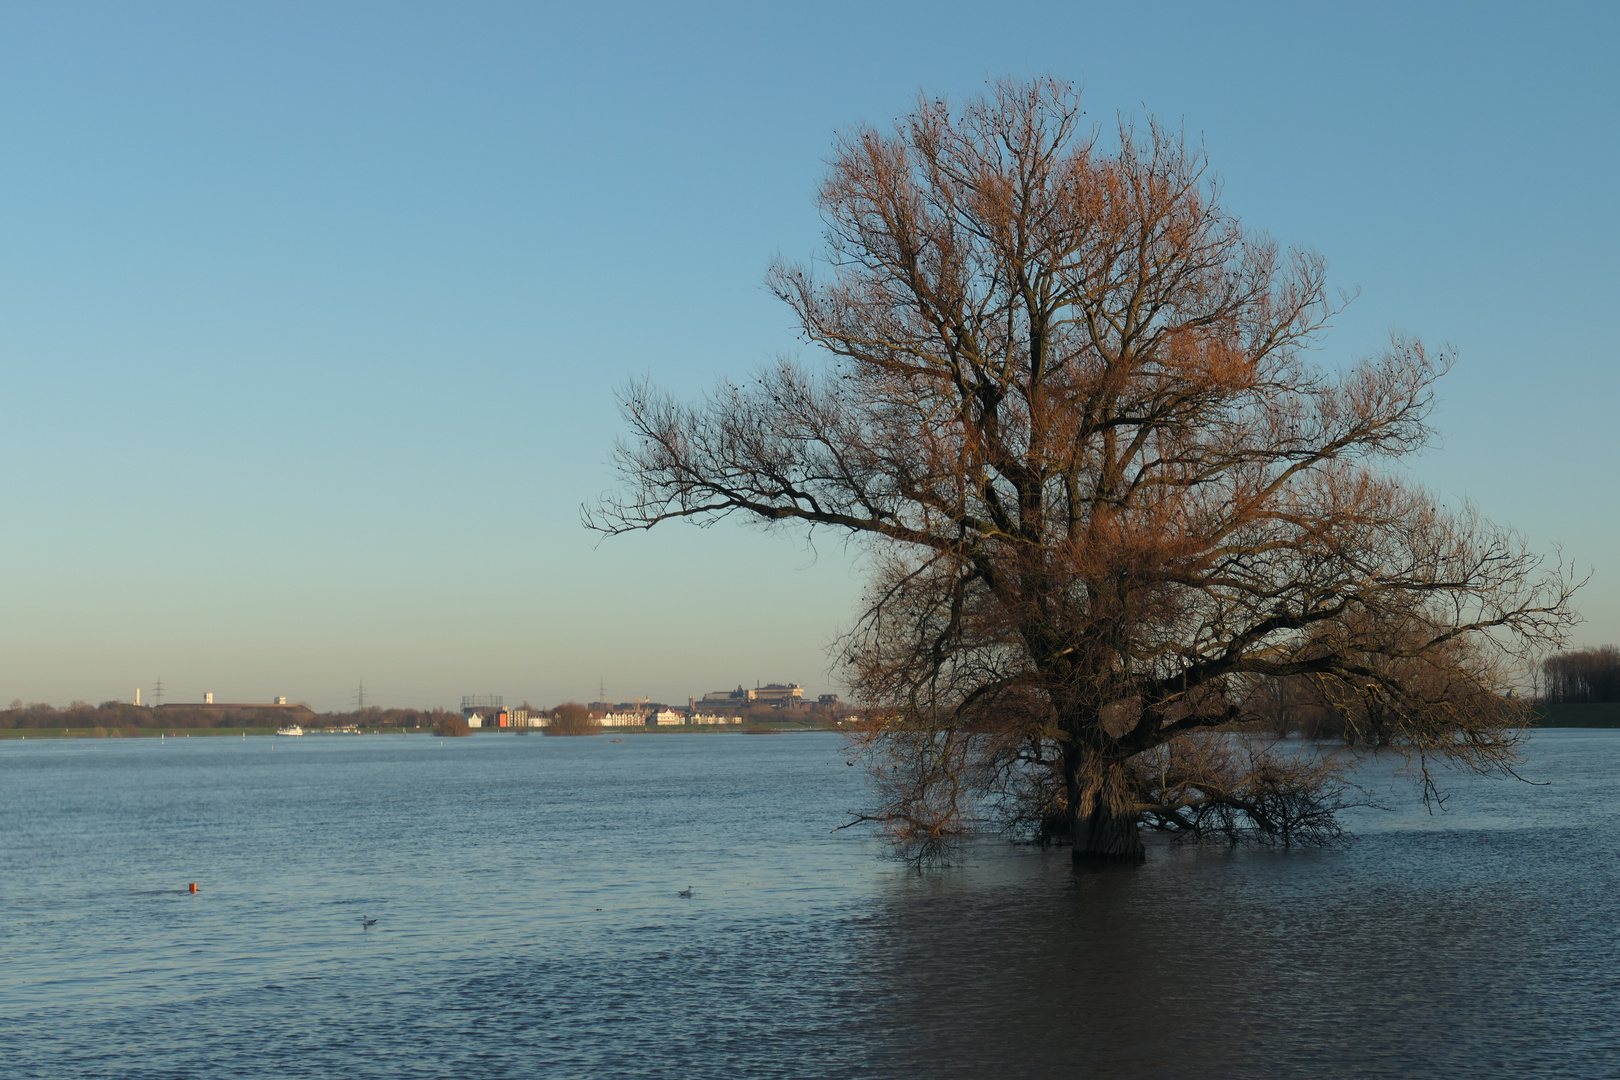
[189,883,198,893]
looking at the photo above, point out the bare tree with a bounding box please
[436,715,472,738]
[544,703,602,737]
[588,78,1577,862]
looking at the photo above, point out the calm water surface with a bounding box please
[2,730,1616,1078]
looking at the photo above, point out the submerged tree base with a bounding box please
[1072,845,1146,865]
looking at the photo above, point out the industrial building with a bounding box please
[153,696,314,723]
[695,683,804,711]
[749,683,803,706]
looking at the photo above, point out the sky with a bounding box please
[0,1,1615,711]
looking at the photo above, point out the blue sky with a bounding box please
[1,1,1614,710]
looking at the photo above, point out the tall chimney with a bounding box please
[134,688,141,706]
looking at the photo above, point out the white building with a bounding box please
[601,711,648,728]
[687,712,740,725]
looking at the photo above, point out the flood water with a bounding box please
[2,729,1616,1078]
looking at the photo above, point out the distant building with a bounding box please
[154,699,314,723]
[592,698,656,714]
[699,686,749,708]
[688,712,740,725]
[601,711,649,728]
[462,695,507,728]
[749,683,803,706]
[465,708,546,729]
[697,683,804,710]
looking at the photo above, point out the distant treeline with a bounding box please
[0,700,464,734]
[1542,646,1620,704]
[2,698,845,738]
[4,700,168,733]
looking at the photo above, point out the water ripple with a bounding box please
[2,731,1617,1077]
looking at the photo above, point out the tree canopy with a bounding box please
[589,78,1577,862]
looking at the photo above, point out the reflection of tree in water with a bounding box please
[853,787,1609,1079]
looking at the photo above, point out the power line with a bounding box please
[152,677,164,706]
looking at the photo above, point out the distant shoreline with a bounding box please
[0,719,848,740]
[5,708,1615,740]
[1529,702,1620,728]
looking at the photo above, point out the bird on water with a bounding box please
[677,888,694,899]
[359,917,378,929]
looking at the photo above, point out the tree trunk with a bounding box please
[1068,753,1145,863]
